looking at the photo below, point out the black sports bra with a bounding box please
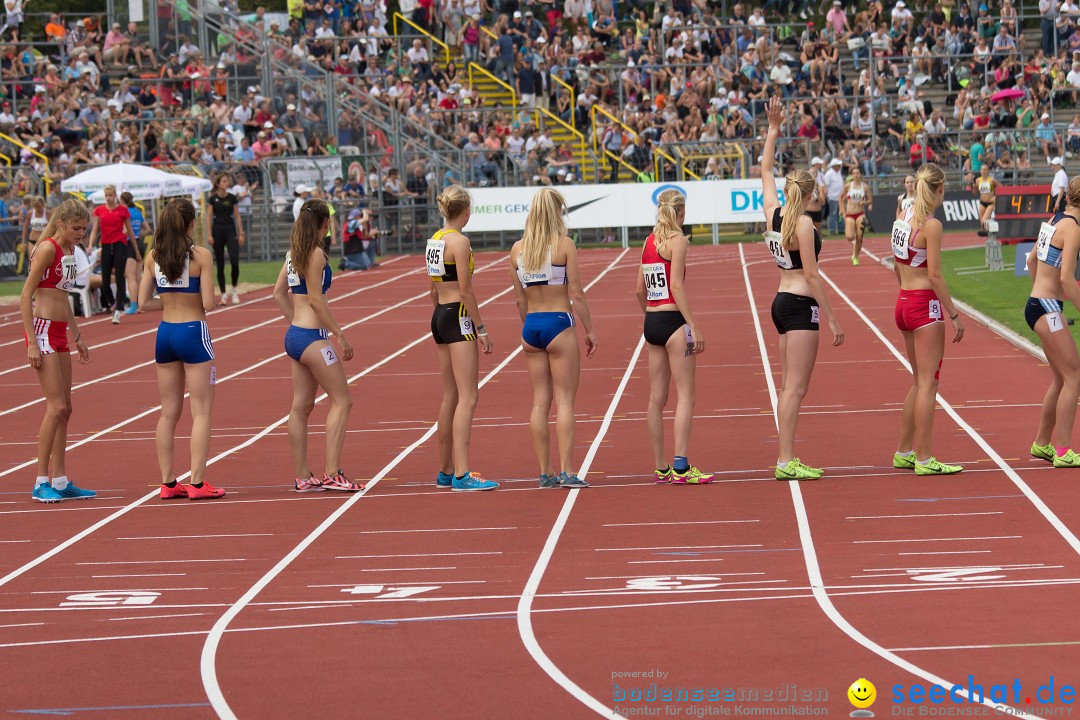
[771,208,822,270]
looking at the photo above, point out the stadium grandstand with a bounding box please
[0,0,1070,256]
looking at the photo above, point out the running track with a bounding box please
[0,243,1077,718]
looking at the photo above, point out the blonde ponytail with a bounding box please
[781,170,815,250]
[652,188,685,254]
[913,162,945,227]
[521,187,567,272]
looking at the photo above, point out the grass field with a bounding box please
[941,243,1080,346]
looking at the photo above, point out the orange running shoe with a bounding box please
[160,482,189,500]
[187,482,226,500]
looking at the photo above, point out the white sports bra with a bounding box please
[516,250,568,287]
[29,210,47,233]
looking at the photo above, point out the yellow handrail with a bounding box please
[0,152,10,166]
[551,74,575,128]
[0,132,50,192]
[589,106,700,182]
[602,148,645,180]
[481,25,497,41]
[392,12,451,65]
[467,61,517,107]
[532,106,589,176]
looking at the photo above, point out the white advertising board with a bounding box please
[465,179,783,232]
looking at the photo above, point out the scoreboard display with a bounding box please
[994,184,1054,242]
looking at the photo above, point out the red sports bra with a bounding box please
[35,238,78,292]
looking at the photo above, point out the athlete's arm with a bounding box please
[668,235,703,353]
[195,247,216,313]
[509,245,528,321]
[272,261,293,323]
[760,96,783,224]
[839,184,848,216]
[86,215,100,251]
[450,233,491,352]
[137,249,157,311]
[564,236,597,357]
[865,187,873,212]
[20,240,53,369]
[1026,243,1039,284]
[923,218,964,343]
[67,290,90,364]
[635,258,647,314]
[796,217,844,347]
[233,201,245,246]
[1057,226,1080,314]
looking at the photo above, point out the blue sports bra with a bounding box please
[154,253,201,294]
[1036,213,1079,270]
[286,251,332,295]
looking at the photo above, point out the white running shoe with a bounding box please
[220,293,228,306]
[112,310,121,325]
[230,289,239,304]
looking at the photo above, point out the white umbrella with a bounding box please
[86,174,212,203]
[61,163,184,197]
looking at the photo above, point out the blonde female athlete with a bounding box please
[840,166,873,265]
[975,164,998,232]
[761,96,845,480]
[510,187,596,488]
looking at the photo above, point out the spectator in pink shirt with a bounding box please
[826,0,850,35]
[103,22,130,66]
[252,131,277,159]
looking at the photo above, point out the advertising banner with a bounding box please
[867,191,984,233]
[0,228,20,281]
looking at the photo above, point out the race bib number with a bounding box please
[320,345,338,365]
[891,219,912,259]
[426,239,446,277]
[929,300,942,320]
[209,366,217,385]
[642,262,670,301]
[683,325,695,356]
[459,315,474,336]
[764,231,793,270]
[154,259,190,289]
[979,181,993,195]
[1048,311,1065,333]
[811,305,820,324]
[1036,222,1057,263]
[57,254,78,292]
[285,252,300,287]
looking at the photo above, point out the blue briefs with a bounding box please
[284,325,329,361]
[521,311,575,350]
[155,321,214,365]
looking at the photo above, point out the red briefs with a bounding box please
[25,318,69,355]
[846,212,865,221]
[895,289,943,379]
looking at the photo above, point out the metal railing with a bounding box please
[467,61,519,106]
[391,12,452,64]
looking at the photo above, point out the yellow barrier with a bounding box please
[0,132,50,193]
[0,152,10,166]
[392,12,452,65]
[551,75,575,128]
[589,106,700,182]
[467,62,517,107]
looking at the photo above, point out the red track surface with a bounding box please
[1,242,1078,719]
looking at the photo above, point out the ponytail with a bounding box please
[652,188,685,254]
[290,199,330,277]
[154,198,196,282]
[781,170,815,250]
[521,187,567,272]
[913,162,945,227]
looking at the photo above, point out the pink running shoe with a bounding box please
[322,470,364,492]
[294,474,324,493]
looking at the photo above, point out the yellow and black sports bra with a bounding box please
[426,228,475,283]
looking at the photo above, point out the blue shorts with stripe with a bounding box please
[1025,297,1065,331]
[284,325,329,361]
[155,321,215,364]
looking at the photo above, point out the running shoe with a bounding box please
[322,471,364,492]
[539,473,559,488]
[187,482,227,500]
[220,293,228,306]
[1031,442,1055,463]
[893,452,916,469]
[112,310,121,325]
[1053,449,1080,468]
[913,457,963,476]
[558,472,589,488]
[775,459,822,480]
[294,474,324,492]
[160,482,189,500]
[654,466,672,484]
[671,466,714,484]
[54,482,96,500]
[32,483,64,503]
[436,471,454,488]
[852,255,860,266]
[451,472,499,491]
[230,289,240,305]
[795,459,824,477]
[125,303,138,315]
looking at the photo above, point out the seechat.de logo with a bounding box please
[651,184,686,206]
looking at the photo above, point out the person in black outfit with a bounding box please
[204,173,245,305]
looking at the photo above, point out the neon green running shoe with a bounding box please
[671,467,714,484]
[775,459,822,480]
[1053,449,1080,468]
[914,457,963,476]
[852,255,860,266]
[893,452,916,469]
[1031,442,1055,463]
[654,466,672,484]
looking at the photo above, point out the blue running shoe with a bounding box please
[539,473,559,488]
[55,482,97,500]
[32,484,64,503]
[558,472,589,488]
[451,472,499,492]
[436,471,454,488]
[125,303,138,315]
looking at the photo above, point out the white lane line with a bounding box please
[357,566,457,572]
[898,550,994,556]
[357,527,517,534]
[336,552,502,559]
[31,587,207,594]
[823,256,1080,559]
[0,257,509,589]
[117,534,273,541]
[0,622,45,628]
[595,545,762,551]
[626,558,727,564]
[889,640,1080,653]
[586,573,767,580]
[846,512,1004,520]
[77,559,247,566]
[199,248,633,720]
[308,580,487,587]
[602,520,760,527]
[852,536,1021,544]
[738,243,1039,719]
[864,563,1048,572]
[106,613,210,621]
[91,573,187,579]
[0,539,30,543]
[516,335,647,719]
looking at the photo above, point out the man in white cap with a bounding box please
[823,158,846,234]
[805,157,828,231]
[292,184,312,221]
[1051,156,1068,212]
